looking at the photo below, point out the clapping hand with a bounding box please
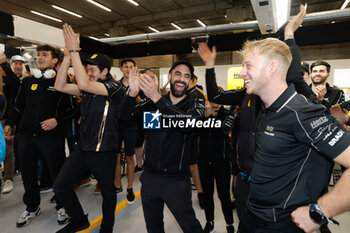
[128,67,140,97]
[62,24,80,51]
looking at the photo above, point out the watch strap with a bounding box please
[310,203,339,226]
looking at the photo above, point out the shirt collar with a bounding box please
[267,84,297,113]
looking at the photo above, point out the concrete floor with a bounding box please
[0,169,349,233]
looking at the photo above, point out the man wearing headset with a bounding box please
[3,44,76,228]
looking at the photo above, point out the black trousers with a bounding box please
[234,172,251,233]
[198,160,233,225]
[241,208,303,233]
[140,172,203,233]
[16,132,65,212]
[54,148,117,233]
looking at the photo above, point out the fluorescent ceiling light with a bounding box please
[52,5,83,18]
[275,0,290,29]
[197,19,206,27]
[86,0,112,12]
[104,33,110,36]
[127,0,139,6]
[31,10,62,22]
[88,36,99,40]
[341,0,350,9]
[148,26,160,33]
[171,23,182,30]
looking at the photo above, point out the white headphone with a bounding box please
[33,69,56,79]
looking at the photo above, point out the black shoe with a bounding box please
[320,224,332,233]
[203,221,214,233]
[126,188,135,204]
[16,208,41,227]
[115,186,123,195]
[197,193,205,209]
[56,217,90,233]
[226,225,234,233]
[134,165,143,173]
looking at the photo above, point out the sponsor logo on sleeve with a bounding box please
[310,116,328,129]
[328,129,345,146]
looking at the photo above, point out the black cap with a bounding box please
[169,60,194,78]
[301,61,309,74]
[85,53,111,72]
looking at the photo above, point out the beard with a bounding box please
[311,77,327,85]
[170,81,188,98]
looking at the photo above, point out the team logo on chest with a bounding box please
[264,125,275,136]
[31,84,38,91]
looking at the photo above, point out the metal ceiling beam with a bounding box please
[99,8,350,44]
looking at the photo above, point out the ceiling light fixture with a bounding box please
[148,26,160,33]
[86,0,112,12]
[88,36,99,40]
[127,0,139,6]
[171,23,182,30]
[250,0,291,34]
[31,10,62,22]
[275,0,290,29]
[196,19,206,27]
[52,5,83,18]
[341,0,350,9]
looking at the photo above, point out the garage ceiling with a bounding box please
[0,0,348,41]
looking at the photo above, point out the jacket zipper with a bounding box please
[34,79,43,134]
[178,134,187,171]
[96,100,110,152]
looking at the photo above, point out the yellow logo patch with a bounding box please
[31,84,38,91]
[91,54,98,59]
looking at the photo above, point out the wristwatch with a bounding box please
[309,203,339,225]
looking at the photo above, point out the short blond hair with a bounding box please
[240,38,292,76]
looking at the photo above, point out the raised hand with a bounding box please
[313,85,326,101]
[285,4,306,39]
[139,72,161,103]
[330,104,349,125]
[198,43,216,68]
[62,24,80,51]
[0,53,7,64]
[128,67,140,97]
